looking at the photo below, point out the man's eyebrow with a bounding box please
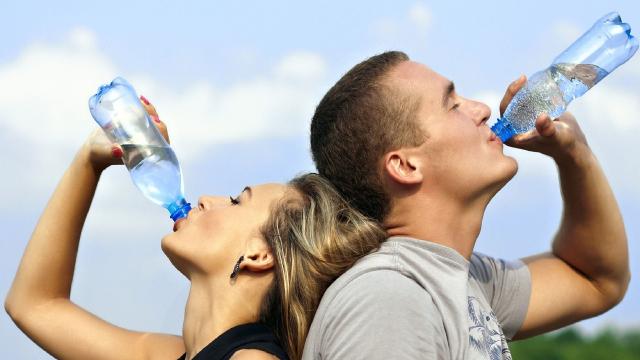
[442,81,455,108]
[242,186,253,198]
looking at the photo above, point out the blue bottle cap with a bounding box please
[167,199,192,222]
[491,118,516,142]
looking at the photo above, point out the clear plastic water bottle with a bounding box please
[491,12,639,142]
[88,77,191,222]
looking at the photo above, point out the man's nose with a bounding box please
[470,100,491,125]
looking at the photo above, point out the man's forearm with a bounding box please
[552,146,629,303]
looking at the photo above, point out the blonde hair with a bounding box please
[259,173,387,359]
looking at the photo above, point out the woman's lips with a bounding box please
[173,218,186,232]
[173,209,196,232]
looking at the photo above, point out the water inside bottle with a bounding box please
[552,63,609,101]
[502,63,608,134]
[121,144,184,208]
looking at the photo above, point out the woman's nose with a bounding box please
[197,195,228,210]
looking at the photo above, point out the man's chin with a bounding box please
[505,156,519,179]
[487,157,518,196]
[501,159,518,185]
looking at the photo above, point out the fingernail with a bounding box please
[112,147,123,158]
[152,115,161,123]
[140,95,150,105]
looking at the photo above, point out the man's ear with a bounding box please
[241,239,274,273]
[383,150,423,185]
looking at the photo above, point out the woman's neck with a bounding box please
[182,277,259,360]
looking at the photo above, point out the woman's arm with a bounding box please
[5,103,184,359]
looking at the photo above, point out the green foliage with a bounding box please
[509,326,640,360]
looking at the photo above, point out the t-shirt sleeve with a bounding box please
[315,270,448,360]
[470,253,532,340]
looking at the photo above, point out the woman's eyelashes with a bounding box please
[230,196,240,205]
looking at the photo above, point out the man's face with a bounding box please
[386,61,518,201]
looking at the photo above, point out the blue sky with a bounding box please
[1,1,640,357]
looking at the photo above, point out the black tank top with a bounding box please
[177,323,288,360]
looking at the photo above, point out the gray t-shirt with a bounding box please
[302,236,531,360]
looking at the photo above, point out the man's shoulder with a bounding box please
[332,269,434,306]
[303,262,445,359]
[314,248,439,325]
[318,241,414,307]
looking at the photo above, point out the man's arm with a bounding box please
[516,140,629,338]
[499,77,630,339]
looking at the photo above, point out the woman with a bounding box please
[5,98,386,360]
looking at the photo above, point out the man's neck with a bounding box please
[182,277,258,360]
[384,193,489,260]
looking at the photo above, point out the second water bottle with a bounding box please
[492,12,638,142]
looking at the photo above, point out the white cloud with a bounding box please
[409,2,432,31]
[0,28,328,214]
[0,29,326,154]
[148,52,326,159]
[627,52,640,77]
[550,21,582,46]
[570,79,640,195]
[0,30,115,148]
[68,27,98,50]
[275,52,326,82]
[371,2,432,45]
[372,18,401,42]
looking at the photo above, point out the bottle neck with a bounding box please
[490,118,516,142]
[167,198,192,222]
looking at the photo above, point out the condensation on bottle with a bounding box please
[491,12,639,142]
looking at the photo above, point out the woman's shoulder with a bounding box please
[137,332,185,359]
[230,348,280,359]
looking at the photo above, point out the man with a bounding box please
[302,51,630,359]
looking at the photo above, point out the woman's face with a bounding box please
[161,183,288,279]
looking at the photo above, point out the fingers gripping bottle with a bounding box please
[89,77,191,222]
[491,12,639,142]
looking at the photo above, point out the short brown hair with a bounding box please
[310,51,424,222]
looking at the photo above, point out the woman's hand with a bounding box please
[81,96,171,174]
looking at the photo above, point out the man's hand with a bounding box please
[498,75,590,163]
[498,75,630,339]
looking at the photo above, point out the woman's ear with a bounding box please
[241,239,274,273]
[383,150,424,185]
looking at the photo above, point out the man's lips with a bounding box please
[488,130,502,144]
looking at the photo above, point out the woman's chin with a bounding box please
[161,235,188,276]
[160,233,174,256]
